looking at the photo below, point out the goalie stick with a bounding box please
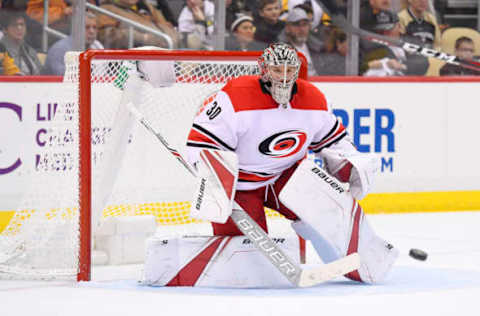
[315,0,480,73]
[125,101,360,287]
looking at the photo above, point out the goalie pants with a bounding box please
[212,163,301,235]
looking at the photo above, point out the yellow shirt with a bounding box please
[0,44,21,75]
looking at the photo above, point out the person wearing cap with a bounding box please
[278,7,324,76]
[361,9,428,76]
[283,0,325,30]
[225,14,266,52]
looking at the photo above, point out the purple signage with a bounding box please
[0,102,22,175]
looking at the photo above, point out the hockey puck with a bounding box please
[409,248,428,261]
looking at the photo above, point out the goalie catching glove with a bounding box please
[319,136,379,200]
[190,149,239,224]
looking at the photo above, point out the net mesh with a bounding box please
[0,50,289,280]
[0,68,80,279]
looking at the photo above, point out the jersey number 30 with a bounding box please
[206,102,222,120]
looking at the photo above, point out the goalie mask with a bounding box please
[258,43,301,105]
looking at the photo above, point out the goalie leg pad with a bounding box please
[190,149,239,224]
[279,159,398,283]
[141,235,300,288]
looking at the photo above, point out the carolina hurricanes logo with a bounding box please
[259,130,307,158]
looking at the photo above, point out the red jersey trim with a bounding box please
[187,128,221,149]
[187,124,235,151]
[238,170,277,183]
[309,120,347,152]
[290,79,328,111]
[222,76,278,112]
[222,76,329,112]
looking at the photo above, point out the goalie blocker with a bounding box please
[143,149,396,287]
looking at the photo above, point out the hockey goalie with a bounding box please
[142,43,398,288]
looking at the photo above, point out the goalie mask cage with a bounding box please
[0,49,308,282]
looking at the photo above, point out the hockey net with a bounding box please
[0,49,308,281]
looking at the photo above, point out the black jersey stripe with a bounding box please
[319,119,340,143]
[192,124,235,151]
[239,169,275,177]
[311,132,347,153]
[310,119,340,147]
[186,142,221,150]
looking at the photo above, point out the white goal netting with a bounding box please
[0,50,303,281]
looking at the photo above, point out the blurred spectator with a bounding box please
[253,0,285,45]
[0,3,44,50]
[317,28,348,75]
[178,0,215,49]
[398,0,441,49]
[226,0,249,31]
[150,0,178,27]
[97,0,179,49]
[359,0,394,62]
[0,1,4,41]
[42,12,103,75]
[1,12,42,75]
[290,1,332,46]
[244,0,260,15]
[0,42,21,75]
[440,36,479,76]
[286,0,325,30]
[225,14,265,51]
[279,7,324,76]
[431,0,449,30]
[361,10,428,76]
[360,0,393,31]
[391,0,404,11]
[26,0,72,34]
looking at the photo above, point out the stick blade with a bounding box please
[297,253,360,287]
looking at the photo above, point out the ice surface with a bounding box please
[1,211,479,316]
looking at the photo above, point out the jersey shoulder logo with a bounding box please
[259,130,307,158]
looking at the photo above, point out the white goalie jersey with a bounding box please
[186,76,349,191]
